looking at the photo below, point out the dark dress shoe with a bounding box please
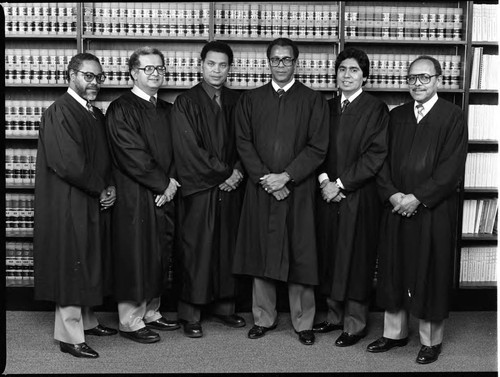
[296,330,315,345]
[367,336,408,353]
[248,323,277,339]
[119,327,160,343]
[183,321,203,338]
[214,314,246,328]
[146,317,181,331]
[335,331,366,347]
[312,321,343,333]
[84,324,118,336]
[416,344,442,364]
[59,342,99,358]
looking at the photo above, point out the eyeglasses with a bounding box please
[75,70,106,84]
[405,74,439,85]
[269,57,295,67]
[136,65,167,75]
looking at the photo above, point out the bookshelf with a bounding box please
[3,1,498,309]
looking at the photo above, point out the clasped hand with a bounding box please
[155,178,181,207]
[219,169,244,192]
[260,172,291,201]
[321,180,346,203]
[390,192,420,217]
[100,186,116,210]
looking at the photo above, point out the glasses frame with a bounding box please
[75,70,106,84]
[405,74,440,85]
[136,65,167,75]
[269,57,296,67]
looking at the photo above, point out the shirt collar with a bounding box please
[341,87,363,104]
[201,80,221,99]
[415,93,439,114]
[132,85,157,102]
[67,87,89,109]
[271,78,295,93]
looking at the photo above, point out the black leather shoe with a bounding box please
[248,323,277,339]
[146,317,181,331]
[416,344,442,364]
[59,342,99,358]
[84,324,118,336]
[213,314,246,328]
[119,327,160,343]
[312,321,343,333]
[296,330,315,345]
[182,321,203,338]
[335,331,366,347]
[367,337,408,353]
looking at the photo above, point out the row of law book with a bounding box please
[5,100,52,137]
[6,241,34,287]
[462,199,498,235]
[3,2,77,36]
[345,5,463,41]
[472,3,498,42]
[6,193,35,237]
[83,2,210,38]
[468,105,500,141]
[464,153,498,189]
[470,48,499,90]
[6,149,37,187]
[460,247,497,284]
[214,3,339,40]
[6,241,33,259]
[5,49,78,85]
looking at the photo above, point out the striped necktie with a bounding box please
[149,96,157,107]
[341,99,350,113]
[416,103,424,123]
[277,88,285,98]
[86,101,96,118]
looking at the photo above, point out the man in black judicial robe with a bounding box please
[367,56,467,364]
[171,42,246,338]
[105,47,181,344]
[313,48,389,347]
[233,38,329,346]
[34,53,117,359]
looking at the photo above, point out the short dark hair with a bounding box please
[409,55,443,76]
[201,41,234,66]
[128,46,165,79]
[266,38,299,60]
[335,47,370,79]
[67,52,101,81]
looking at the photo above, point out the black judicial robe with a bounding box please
[34,93,113,306]
[233,82,329,285]
[376,98,467,321]
[171,83,243,304]
[105,91,175,302]
[317,92,389,302]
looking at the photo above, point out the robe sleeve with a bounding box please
[235,93,271,184]
[338,102,389,192]
[105,101,169,194]
[413,108,468,208]
[284,92,329,183]
[41,104,106,197]
[171,95,232,196]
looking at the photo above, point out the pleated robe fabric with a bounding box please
[34,93,113,307]
[105,91,175,303]
[171,83,244,304]
[233,81,329,285]
[376,98,468,321]
[317,92,389,302]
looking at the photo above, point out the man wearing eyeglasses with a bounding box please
[34,52,117,358]
[105,46,181,344]
[367,55,467,364]
[313,47,389,348]
[170,41,246,338]
[233,38,329,346]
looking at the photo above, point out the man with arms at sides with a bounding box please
[105,46,181,344]
[233,38,329,346]
[367,55,467,364]
[313,47,389,347]
[34,52,117,359]
[170,41,246,338]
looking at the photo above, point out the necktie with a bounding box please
[416,103,424,123]
[86,101,96,118]
[213,93,222,109]
[341,99,350,113]
[149,96,157,107]
[277,88,285,98]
